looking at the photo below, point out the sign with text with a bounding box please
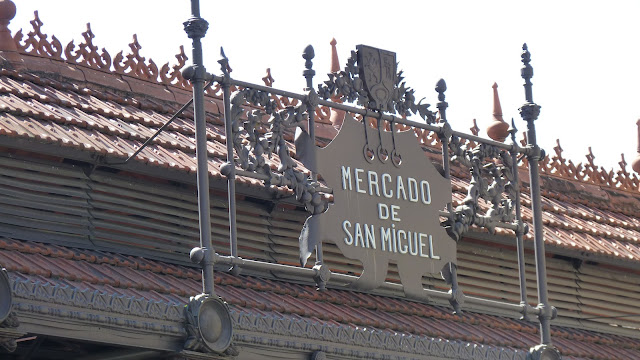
[297,113,455,298]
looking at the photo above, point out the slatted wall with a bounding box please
[1,154,639,333]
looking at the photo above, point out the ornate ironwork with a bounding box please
[317,47,437,123]
[446,139,520,240]
[224,85,327,215]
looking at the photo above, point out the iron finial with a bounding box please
[435,78,448,123]
[470,119,480,136]
[521,43,534,103]
[509,118,518,143]
[262,68,274,87]
[218,46,232,76]
[303,44,316,90]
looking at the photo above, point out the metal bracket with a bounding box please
[184,294,233,354]
[312,263,331,291]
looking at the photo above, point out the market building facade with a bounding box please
[0,1,640,359]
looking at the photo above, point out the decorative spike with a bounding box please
[509,118,518,143]
[262,68,274,87]
[586,147,596,168]
[619,153,627,171]
[219,46,232,75]
[330,38,340,73]
[328,39,345,127]
[508,118,518,134]
[553,139,563,160]
[632,119,640,173]
[470,119,480,136]
[487,82,509,142]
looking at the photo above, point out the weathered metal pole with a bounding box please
[220,50,239,270]
[435,79,463,314]
[509,119,531,320]
[519,44,558,358]
[302,45,325,271]
[184,0,215,295]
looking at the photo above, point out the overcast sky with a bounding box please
[11,1,640,172]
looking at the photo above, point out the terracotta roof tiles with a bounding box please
[9,236,640,358]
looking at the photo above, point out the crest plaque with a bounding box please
[357,45,397,112]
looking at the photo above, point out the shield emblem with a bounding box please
[357,45,397,112]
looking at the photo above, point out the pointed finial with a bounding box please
[262,68,274,87]
[0,0,17,53]
[330,38,340,73]
[328,39,346,127]
[509,118,518,143]
[218,47,232,75]
[487,83,509,142]
[632,119,640,173]
[492,83,503,118]
[470,119,480,136]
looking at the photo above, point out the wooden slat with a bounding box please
[0,156,88,179]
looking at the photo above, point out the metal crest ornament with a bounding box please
[357,45,396,112]
[318,46,436,123]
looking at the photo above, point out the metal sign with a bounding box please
[297,113,455,298]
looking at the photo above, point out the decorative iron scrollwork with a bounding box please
[446,139,519,240]
[227,87,327,215]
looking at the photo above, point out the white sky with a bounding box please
[11,1,640,172]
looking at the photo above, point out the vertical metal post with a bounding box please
[510,119,530,316]
[436,79,462,313]
[184,0,215,295]
[435,79,453,215]
[302,45,324,267]
[220,52,239,267]
[519,44,553,346]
